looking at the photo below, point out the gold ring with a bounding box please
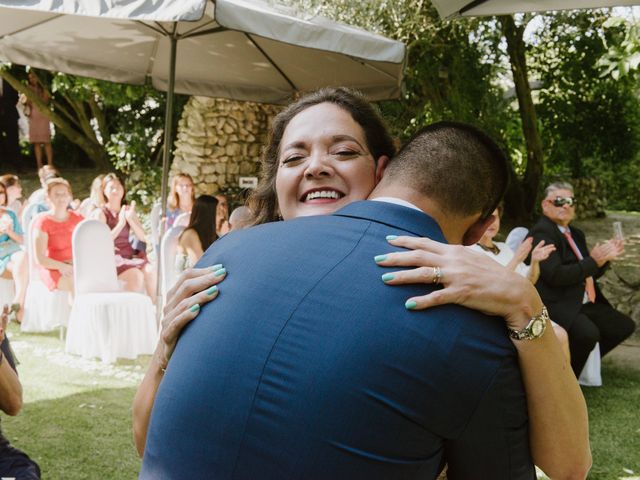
[432,266,442,284]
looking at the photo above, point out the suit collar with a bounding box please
[333,201,447,243]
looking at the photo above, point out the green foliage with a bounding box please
[36,69,187,207]
[598,16,640,80]
[527,11,640,209]
[283,0,514,145]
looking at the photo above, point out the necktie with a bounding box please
[563,230,596,303]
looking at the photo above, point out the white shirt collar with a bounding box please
[370,197,422,212]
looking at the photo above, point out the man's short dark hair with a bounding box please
[385,121,509,219]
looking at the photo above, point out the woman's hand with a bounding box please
[157,265,227,368]
[59,263,73,278]
[375,235,542,331]
[512,237,533,265]
[530,240,556,263]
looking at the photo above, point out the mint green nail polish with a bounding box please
[206,286,218,295]
[374,255,387,263]
[214,267,226,277]
[189,303,200,313]
[381,273,395,282]
[386,235,398,241]
[405,300,417,310]
[210,264,223,271]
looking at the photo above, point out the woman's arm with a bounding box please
[125,205,147,242]
[133,267,226,456]
[94,208,128,240]
[179,229,204,266]
[0,307,22,416]
[33,228,72,274]
[375,236,591,480]
[527,241,556,285]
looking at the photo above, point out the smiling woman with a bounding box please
[133,88,591,480]
[275,103,387,220]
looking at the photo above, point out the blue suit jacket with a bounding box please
[141,201,533,480]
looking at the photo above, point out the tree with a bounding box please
[0,65,187,205]
[499,15,545,221]
[0,67,111,169]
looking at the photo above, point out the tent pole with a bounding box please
[156,32,178,319]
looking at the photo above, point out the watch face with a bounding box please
[532,319,544,337]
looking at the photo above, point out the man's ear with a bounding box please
[375,156,390,183]
[461,214,495,246]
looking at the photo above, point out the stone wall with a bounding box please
[170,96,280,198]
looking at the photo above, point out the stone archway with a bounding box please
[170,96,280,198]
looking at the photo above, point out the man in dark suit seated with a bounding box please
[141,123,536,479]
[529,182,636,375]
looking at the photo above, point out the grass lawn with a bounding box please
[2,324,149,479]
[1,323,639,479]
[582,361,640,480]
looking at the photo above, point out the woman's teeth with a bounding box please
[305,190,340,201]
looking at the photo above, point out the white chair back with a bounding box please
[505,227,529,253]
[160,225,185,299]
[21,211,71,332]
[150,201,162,246]
[72,220,120,295]
[22,202,44,247]
[174,212,191,228]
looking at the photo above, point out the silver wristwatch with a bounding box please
[508,306,549,341]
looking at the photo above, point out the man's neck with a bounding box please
[368,185,469,244]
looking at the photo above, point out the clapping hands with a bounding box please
[590,238,624,267]
[531,240,556,263]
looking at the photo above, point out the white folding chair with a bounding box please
[578,343,602,387]
[21,202,44,249]
[65,220,157,363]
[21,212,71,333]
[150,201,162,250]
[173,212,191,228]
[505,227,529,253]
[160,225,185,304]
[0,278,15,306]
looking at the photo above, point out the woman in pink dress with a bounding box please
[23,72,53,169]
[33,178,83,293]
[92,173,155,298]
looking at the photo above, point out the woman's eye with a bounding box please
[333,150,358,157]
[282,154,304,164]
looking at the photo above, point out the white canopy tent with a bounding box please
[432,0,639,19]
[0,0,406,208]
[0,0,406,310]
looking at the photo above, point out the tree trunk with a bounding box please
[0,70,112,170]
[500,15,545,221]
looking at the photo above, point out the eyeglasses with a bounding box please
[551,196,576,207]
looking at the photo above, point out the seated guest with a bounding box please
[33,178,83,294]
[215,194,230,236]
[470,204,555,285]
[470,205,570,359]
[166,173,194,230]
[0,183,28,323]
[0,174,24,217]
[0,305,41,479]
[92,173,155,297]
[228,206,253,232]
[27,165,59,208]
[530,182,636,375]
[78,174,105,218]
[176,195,219,272]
